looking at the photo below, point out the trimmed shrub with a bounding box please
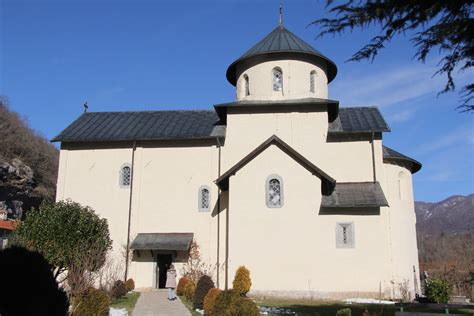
[234,297,260,316]
[193,275,215,309]
[424,278,451,303]
[184,280,196,301]
[73,287,111,316]
[111,280,127,299]
[232,266,252,296]
[210,290,239,316]
[336,308,352,316]
[125,279,135,292]
[203,288,221,315]
[177,277,190,296]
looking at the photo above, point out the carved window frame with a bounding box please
[272,67,283,92]
[198,185,211,212]
[336,222,355,248]
[119,163,132,188]
[265,174,284,208]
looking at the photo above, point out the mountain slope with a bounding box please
[416,194,474,236]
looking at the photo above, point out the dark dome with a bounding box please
[226,25,337,86]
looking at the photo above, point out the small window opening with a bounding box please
[336,222,355,248]
[244,74,250,96]
[266,175,284,208]
[121,166,131,186]
[272,68,283,92]
[310,70,316,93]
[198,186,211,212]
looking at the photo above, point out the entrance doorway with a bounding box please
[156,254,172,289]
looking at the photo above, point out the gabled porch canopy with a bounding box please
[130,233,193,251]
[215,135,336,195]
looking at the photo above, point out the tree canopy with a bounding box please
[312,0,473,111]
[9,200,112,281]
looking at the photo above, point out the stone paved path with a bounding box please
[132,290,192,316]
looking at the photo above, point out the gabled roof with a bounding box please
[51,110,225,143]
[321,182,388,208]
[226,26,337,86]
[214,97,339,124]
[328,107,390,133]
[215,135,336,195]
[383,145,422,173]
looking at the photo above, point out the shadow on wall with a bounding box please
[0,246,69,316]
[319,207,381,215]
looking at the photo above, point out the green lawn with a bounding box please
[110,292,141,314]
[254,298,474,316]
[180,297,201,316]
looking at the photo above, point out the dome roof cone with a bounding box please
[226,25,338,86]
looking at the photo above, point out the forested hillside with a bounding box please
[0,97,59,218]
[416,195,474,298]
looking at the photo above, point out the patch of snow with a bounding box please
[259,306,296,314]
[109,308,128,316]
[343,298,395,305]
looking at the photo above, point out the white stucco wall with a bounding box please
[235,60,328,101]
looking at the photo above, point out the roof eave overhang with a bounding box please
[226,51,338,87]
[383,158,422,174]
[214,98,339,125]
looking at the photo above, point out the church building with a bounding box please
[53,21,422,300]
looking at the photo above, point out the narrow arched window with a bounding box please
[272,67,283,92]
[398,171,409,200]
[310,70,316,93]
[120,165,131,187]
[198,186,211,212]
[266,175,283,208]
[244,74,250,96]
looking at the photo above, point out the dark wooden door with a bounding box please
[156,254,172,289]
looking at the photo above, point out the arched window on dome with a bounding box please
[310,70,316,93]
[266,175,283,208]
[244,74,250,96]
[398,171,409,200]
[272,67,283,92]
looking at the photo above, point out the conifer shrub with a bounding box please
[125,279,135,292]
[177,277,190,296]
[184,280,196,301]
[203,288,221,315]
[193,275,215,309]
[234,297,260,316]
[111,280,127,299]
[232,265,252,296]
[209,290,239,316]
[73,287,111,316]
[336,308,352,316]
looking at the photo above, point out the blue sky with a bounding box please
[1,0,473,202]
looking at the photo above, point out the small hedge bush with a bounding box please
[184,280,196,301]
[336,308,352,316]
[193,275,215,309]
[73,287,111,316]
[203,288,221,315]
[125,279,135,292]
[234,297,260,316]
[232,266,252,296]
[111,280,127,299]
[210,290,239,316]
[177,277,190,296]
[424,278,451,303]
